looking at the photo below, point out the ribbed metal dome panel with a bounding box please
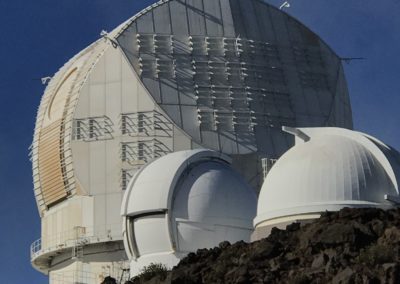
[255,130,399,225]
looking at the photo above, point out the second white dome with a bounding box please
[254,127,400,236]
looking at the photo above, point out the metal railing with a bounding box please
[30,239,42,259]
[30,223,123,260]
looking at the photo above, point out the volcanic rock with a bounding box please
[128,208,400,284]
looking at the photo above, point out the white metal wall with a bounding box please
[70,45,193,241]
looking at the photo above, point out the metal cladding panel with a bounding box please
[179,90,197,106]
[136,11,154,34]
[201,131,220,150]
[203,0,224,37]
[252,2,276,42]
[219,132,238,154]
[317,89,333,115]
[89,142,107,194]
[160,80,179,104]
[153,4,172,34]
[163,104,182,127]
[336,68,353,127]
[186,0,207,36]
[119,25,141,72]
[181,105,201,141]
[232,0,261,40]
[89,84,106,115]
[106,193,124,225]
[303,89,322,116]
[116,0,353,164]
[237,133,257,153]
[219,0,235,37]
[228,0,246,38]
[254,126,274,154]
[169,1,189,36]
[143,78,161,103]
[267,6,291,44]
[270,128,290,157]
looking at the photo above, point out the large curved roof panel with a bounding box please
[116,0,353,157]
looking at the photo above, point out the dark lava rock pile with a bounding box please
[129,208,400,284]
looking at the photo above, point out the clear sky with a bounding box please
[0,0,398,283]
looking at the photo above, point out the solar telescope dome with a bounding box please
[121,149,257,275]
[253,127,400,240]
[31,0,355,280]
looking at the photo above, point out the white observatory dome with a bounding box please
[253,127,400,239]
[121,149,257,275]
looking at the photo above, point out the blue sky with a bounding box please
[0,0,398,282]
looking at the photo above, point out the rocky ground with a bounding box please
[121,208,400,284]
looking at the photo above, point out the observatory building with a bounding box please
[30,0,353,283]
[121,149,257,275]
[253,127,400,240]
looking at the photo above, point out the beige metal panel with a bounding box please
[106,83,121,118]
[105,45,122,83]
[43,67,78,128]
[105,139,122,194]
[93,194,107,235]
[41,196,93,251]
[106,192,124,227]
[122,81,138,113]
[89,83,106,117]
[38,120,67,206]
[89,142,107,195]
[70,46,187,234]
[88,50,106,84]
[73,83,90,118]
[33,40,110,213]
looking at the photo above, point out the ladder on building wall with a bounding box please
[72,226,86,259]
[72,243,84,259]
[119,268,130,283]
[261,158,277,179]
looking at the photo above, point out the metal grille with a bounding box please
[73,116,114,141]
